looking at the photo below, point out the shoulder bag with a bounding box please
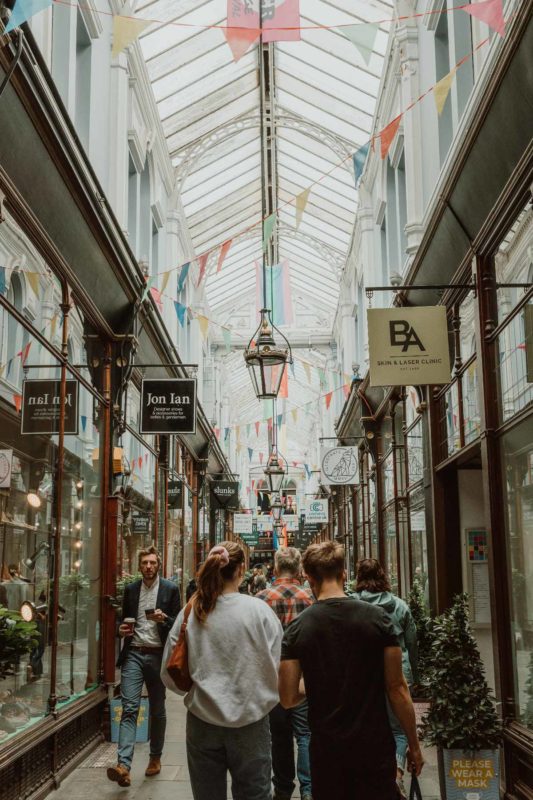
[409,773,423,800]
[166,601,193,692]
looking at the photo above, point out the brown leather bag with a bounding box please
[166,601,193,692]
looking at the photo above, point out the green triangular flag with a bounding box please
[263,213,276,252]
[340,23,379,66]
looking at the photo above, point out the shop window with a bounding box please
[501,417,533,729]
[463,360,481,444]
[409,487,429,596]
[383,505,398,594]
[382,451,395,504]
[442,382,461,456]
[435,9,453,165]
[407,417,424,486]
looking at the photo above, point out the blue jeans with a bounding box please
[386,698,408,773]
[186,711,272,800]
[118,649,166,770]
[269,701,312,797]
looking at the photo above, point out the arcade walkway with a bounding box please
[52,697,441,800]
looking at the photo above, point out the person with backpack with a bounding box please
[355,558,420,799]
[161,542,283,800]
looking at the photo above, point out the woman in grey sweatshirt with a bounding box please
[162,541,283,800]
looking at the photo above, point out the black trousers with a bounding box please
[310,734,397,800]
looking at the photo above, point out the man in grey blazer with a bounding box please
[108,546,181,787]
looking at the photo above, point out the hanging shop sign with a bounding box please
[294,521,321,552]
[303,498,329,524]
[21,379,79,435]
[131,512,151,535]
[256,515,273,532]
[0,450,13,489]
[284,516,300,531]
[168,479,183,510]
[140,378,196,435]
[210,480,240,509]
[321,446,358,485]
[233,513,253,535]
[367,307,451,387]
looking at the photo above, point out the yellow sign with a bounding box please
[368,306,451,387]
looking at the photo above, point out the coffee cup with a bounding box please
[123,617,135,636]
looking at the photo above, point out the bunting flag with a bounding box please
[224,427,230,441]
[0,364,5,378]
[263,213,277,251]
[50,313,58,341]
[174,301,187,327]
[177,262,190,293]
[141,275,155,301]
[290,360,296,378]
[112,15,152,57]
[80,415,87,433]
[6,358,13,378]
[434,68,457,114]
[304,464,312,479]
[196,253,209,287]
[223,25,261,61]
[291,408,298,424]
[353,142,370,187]
[248,447,254,462]
[138,457,143,469]
[5,0,52,32]
[262,0,301,44]
[259,452,264,465]
[159,271,171,294]
[215,428,220,439]
[150,286,163,311]
[463,0,505,37]
[379,114,402,159]
[13,394,22,413]
[0,267,5,295]
[325,391,333,410]
[255,421,261,437]
[303,362,312,383]
[295,188,310,229]
[25,272,40,297]
[197,315,209,340]
[18,342,31,365]
[222,328,231,353]
[267,417,273,434]
[279,365,289,399]
[340,22,379,65]
[217,240,232,273]
[277,413,283,429]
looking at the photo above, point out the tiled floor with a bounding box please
[52,695,442,799]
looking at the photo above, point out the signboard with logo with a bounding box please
[131,512,151,535]
[210,480,239,509]
[233,513,253,535]
[303,498,329,524]
[321,446,358,485]
[367,307,451,387]
[294,521,320,552]
[442,748,499,800]
[140,378,196,435]
[0,450,13,489]
[21,379,79,435]
[168,479,183,510]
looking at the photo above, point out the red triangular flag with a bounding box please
[138,457,142,469]
[13,394,22,413]
[223,26,261,62]
[217,240,232,273]
[279,367,289,399]
[380,114,402,159]
[196,253,209,287]
[267,417,273,433]
[215,427,220,439]
[255,421,260,437]
[18,342,32,365]
[259,452,264,465]
[325,391,333,410]
[463,0,505,37]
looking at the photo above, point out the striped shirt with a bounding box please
[256,577,314,629]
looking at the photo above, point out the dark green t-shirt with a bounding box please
[282,596,399,747]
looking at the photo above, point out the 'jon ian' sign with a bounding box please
[140,379,197,435]
[21,379,79,435]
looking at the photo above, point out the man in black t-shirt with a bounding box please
[278,541,424,800]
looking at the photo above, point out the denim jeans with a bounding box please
[118,649,166,770]
[269,701,312,797]
[186,711,272,800]
[386,697,408,772]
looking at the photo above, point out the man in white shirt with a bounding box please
[107,547,181,788]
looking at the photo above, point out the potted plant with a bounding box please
[0,606,39,680]
[422,594,502,799]
[407,578,434,692]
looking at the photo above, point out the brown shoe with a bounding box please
[107,764,131,787]
[145,756,161,777]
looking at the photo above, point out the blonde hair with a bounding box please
[274,547,302,577]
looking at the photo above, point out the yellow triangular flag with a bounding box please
[197,315,209,340]
[112,15,152,58]
[159,271,170,295]
[295,188,310,229]
[25,272,40,297]
[303,362,312,384]
[434,68,456,115]
[291,408,298,424]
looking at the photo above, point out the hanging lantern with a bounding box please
[264,448,286,494]
[244,309,292,400]
[270,493,283,522]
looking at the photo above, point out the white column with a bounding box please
[107,52,130,232]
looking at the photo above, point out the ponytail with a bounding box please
[193,541,245,622]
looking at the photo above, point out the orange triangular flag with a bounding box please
[112,15,152,57]
[13,394,22,413]
[196,253,209,287]
[380,114,402,159]
[325,391,333,410]
[217,240,232,273]
[223,26,261,62]
[255,421,260,437]
[463,0,505,37]
[434,68,456,115]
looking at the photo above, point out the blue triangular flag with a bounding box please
[353,142,370,187]
[248,447,254,461]
[0,267,5,295]
[177,262,190,294]
[174,301,187,327]
[290,360,296,378]
[304,464,311,479]
[5,0,52,31]
[80,415,87,433]
[277,413,283,428]
[224,427,230,441]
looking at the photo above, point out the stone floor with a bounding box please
[53,695,442,799]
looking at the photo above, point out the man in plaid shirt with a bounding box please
[256,547,314,800]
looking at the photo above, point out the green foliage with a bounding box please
[116,573,141,607]
[59,573,90,594]
[408,579,434,688]
[0,606,39,680]
[422,594,502,750]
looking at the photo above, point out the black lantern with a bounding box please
[244,309,292,400]
[271,493,283,522]
[264,448,286,494]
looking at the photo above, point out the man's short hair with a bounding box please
[138,546,161,568]
[274,547,302,576]
[303,541,345,583]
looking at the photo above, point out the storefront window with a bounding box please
[497,301,533,422]
[119,430,156,575]
[409,487,428,594]
[501,417,533,729]
[383,505,398,594]
[443,382,461,456]
[382,451,395,503]
[407,418,424,486]
[463,360,482,444]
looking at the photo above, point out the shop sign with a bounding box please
[131,512,151,535]
[256,515,273,532]
[321,447,358,485]
[0,449,13,488]
[21,379,79,435]
[303,498,329,524]
[284,516,300,531]
[442,749,499,800]
[168,480,183,510]
[140,378,196,435]
[233,513,253,535]
[294,521,320,551]
[210,480,239,509]
[368,307,451,387]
